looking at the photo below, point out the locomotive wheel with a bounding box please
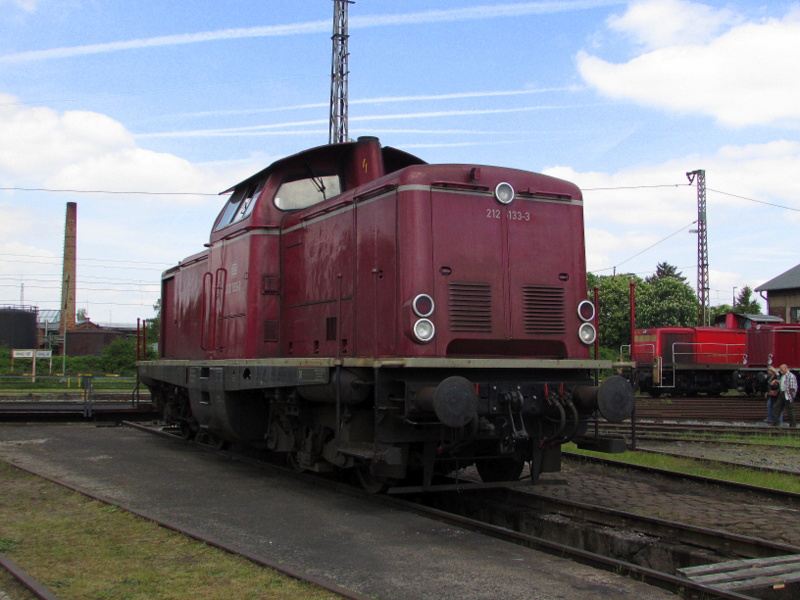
[475,457,525,483]
[179,421,196,440]
[287,451,303,472]
[356,467,390,494]
[207,434,227,450]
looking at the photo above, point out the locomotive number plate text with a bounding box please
[486,208,531,221]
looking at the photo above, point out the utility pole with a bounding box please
[687,170,708,326]
[329,0,353,144]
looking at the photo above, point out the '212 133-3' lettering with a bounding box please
[486,209,531,221]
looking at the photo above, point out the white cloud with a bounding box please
[0,94,250,195]
[0,98,133,178]
[607,0,739,49]
[0,96,266,323]
[545,140,800,286]
[578,2,800,127]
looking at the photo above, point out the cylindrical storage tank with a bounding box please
[0,306,38,349]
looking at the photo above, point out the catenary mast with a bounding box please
[329,0,353,144]
[687,170,708,325]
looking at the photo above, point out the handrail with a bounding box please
[670,342,746,365]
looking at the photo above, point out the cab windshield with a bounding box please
[274,174,341,211]
[214,179,264,231]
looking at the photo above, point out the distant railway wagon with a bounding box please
[138,136,634,491]
[745,324,800,369]
[631,313,796,397]
[632,326,745,396]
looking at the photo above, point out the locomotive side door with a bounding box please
[354,191,398,356]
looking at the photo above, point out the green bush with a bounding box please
[0,337,153,377]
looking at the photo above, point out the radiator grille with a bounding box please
[449,282,492,332]
[522,286,566,334]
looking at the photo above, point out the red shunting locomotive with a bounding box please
[138,136,633,491]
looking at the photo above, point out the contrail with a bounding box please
[137,103,602,138]
[0,1,624,64]
[171,86,582,119]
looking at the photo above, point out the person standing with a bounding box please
[765,367,781,423]
[771,364,797,427]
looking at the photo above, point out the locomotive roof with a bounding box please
[220,139,427,194]
[712,312,784,327]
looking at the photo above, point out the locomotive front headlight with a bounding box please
[577,300,595,322]
[494,182,515,205]
[578,322,596,345]
[412,293,435,318]
[413,319,436,343]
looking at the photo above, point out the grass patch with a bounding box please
[565,443,800,494]
[0,461,343,600]
[657,430,800,448]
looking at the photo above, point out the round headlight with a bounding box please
[579,322,596,345]
[577,300,595,322]
[413,319,436,343]
[412,294,435,318]
[494,182,515,205]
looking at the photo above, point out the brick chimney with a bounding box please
[60,202,77,334]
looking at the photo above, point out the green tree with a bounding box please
[590,262,701,352]
[709,303,733,322]
[733,285,761,314]
[144,299,160,355]
[645,261,687,284]
[587,272,602,292]
[593,273,642,352]
[637,276,699,329]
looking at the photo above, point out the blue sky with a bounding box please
[1,0,798,325]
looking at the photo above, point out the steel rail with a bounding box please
[458,486,800,559]
[629,446,800,477]
[0,553,60,600]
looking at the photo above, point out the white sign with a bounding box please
[12,349,52,359]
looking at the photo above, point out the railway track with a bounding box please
[0,400,157,420]
[564,448,800,492]
[123,422,800,599]
[420,484,800,588]
[631,396,768,422]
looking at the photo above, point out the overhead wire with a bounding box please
[584,180,800,277]
[591,220,697,274]
[0,186,222,196]
[2,179,797,308]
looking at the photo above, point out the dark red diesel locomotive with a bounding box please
[138,137,633,491]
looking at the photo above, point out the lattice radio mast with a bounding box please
[687,169,709,325]
[329,0,353,144]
